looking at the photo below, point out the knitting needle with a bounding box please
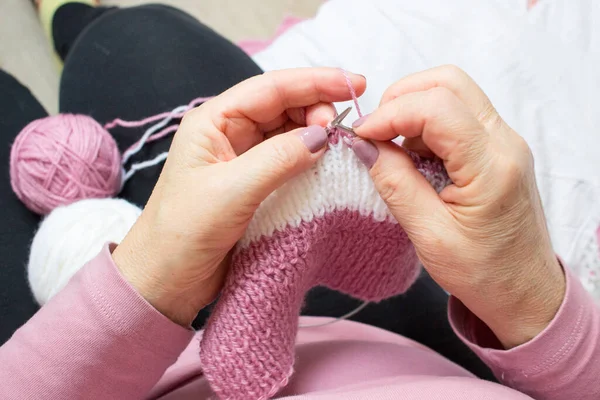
[330,106,357,136]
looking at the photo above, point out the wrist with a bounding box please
[112,218,202,327]
[469,256,566,349]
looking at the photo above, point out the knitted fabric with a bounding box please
[199,129,450,400]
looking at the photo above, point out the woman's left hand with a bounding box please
[112,68,367,326]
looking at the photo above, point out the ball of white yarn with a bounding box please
[28,198,142,305]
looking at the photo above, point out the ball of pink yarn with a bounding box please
[10,114,122,215]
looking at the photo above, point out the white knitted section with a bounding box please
[240,141,392,248]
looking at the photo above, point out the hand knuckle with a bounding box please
[515,137,534,171]
[427,86,455,106]
[180,109,196,125]
[261,70,275,80]
[500,149,531,181]
[502,134,533,169]
[441,64,468,81]
[181,106,207,127]
[502,157,523,178]
[477,102,502,128]
[514,134,532,157]
[425,87,458,118]
[244,74,263,86]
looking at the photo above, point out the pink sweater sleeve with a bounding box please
[449,267,600,400]
[0,244,194,400]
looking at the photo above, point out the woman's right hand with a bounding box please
[351,65,566,349]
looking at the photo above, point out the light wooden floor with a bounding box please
[0,0,320,114]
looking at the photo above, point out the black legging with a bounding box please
[0,3,494,381]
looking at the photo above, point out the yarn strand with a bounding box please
[123,152,169,184]
[298,301,370,328]
[121,104,189,165]
[104,96,212,130]
[340,68,363,118]
[115,96,215,183]
[116,69,362,188]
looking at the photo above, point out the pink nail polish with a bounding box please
[351,139,379,169]
[295,125,328,153]
[352,114,370,129]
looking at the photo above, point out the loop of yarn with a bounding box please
[10,115,122,215]
[28,198,141,305]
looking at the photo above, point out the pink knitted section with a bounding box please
[200,211,420,400]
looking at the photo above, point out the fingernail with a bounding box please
[352,139,379,169]
[352,113,370,128]
[295,125,328,153]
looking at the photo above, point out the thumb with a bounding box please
[357,139,443,234]
[227,125,328,203]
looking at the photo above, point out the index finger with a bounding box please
[354,87,489,187]
[380,65,498,126]
[210,67,367,124]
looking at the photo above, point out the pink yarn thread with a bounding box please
[104,97,208,129]
[326,69,363,146]
[10,115,122,215]
[340,68,363,118]
[104,96,212,156]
